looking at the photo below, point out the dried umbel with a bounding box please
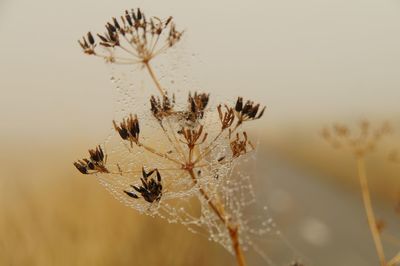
[150,94,175,121]
[113,114,140,146]
[78,8,183,65]
[74,145,109,174]
[235,97,265,126]
[321,120,392,157]
[74,8,268,266]
[230,132,254,158]
[124,167,163,203]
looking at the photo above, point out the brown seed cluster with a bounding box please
[74,145,109,174]
[113,114,140,146]
[235,97,266,126]
[78,32,97,55]
[230,132,254,158]
[179,125,208,150]
[218,105,235,130]
[78,8,183,64]
[124,167,163,203]
[186,92,210,122]
[150,94,175,121]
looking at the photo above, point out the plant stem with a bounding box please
[356,157,386,266]
[229,226,247,266]
[388,251,400,266]
[143,59,247,266]
[139,142,183,166]
[144,61,166,97]
[188,169,247,266]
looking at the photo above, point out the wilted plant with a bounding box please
[321,120,400,266]
[75,9,268,266]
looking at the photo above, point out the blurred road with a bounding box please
[252,149,400,265]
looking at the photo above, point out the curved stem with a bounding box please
[356,157,386,266]
[187,168,247,266]
[388,251,400,266]
[229,226,247,266]
[139,142,183,166]
[144,61,166,97]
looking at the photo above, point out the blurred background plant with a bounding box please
[321,121,399,266]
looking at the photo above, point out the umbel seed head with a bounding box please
[78,8,183,64]
[74,7,269,259]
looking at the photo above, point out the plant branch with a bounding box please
[187,168,247,266]
[139,142,183,166]
[356,157,386,266]
[388,251,400,266]
[144,61,166,97]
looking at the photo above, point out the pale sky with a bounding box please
[1,0,400,142]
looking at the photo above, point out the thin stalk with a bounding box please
[193,130,226,164]
[158,121,186,162]
[141,64,186,161]
[199,130,224,157]
[108,167,184,175]
[139,143,183,166]
[193,140,221,165]
[166,119,188,162]
[356,157,386,266]
[229,226,248,266]
[187,168,247,266]
[388,251,400,266]
[144,61,166,97]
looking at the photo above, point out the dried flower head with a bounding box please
[235,97,266,126]
[186,92,210,121]
[74,145,108,174]
[230,132,254,158]
[78,8,183,65]
[218,104,235,130]
[124,167,163,203]
[113,114,140,146]
[321,120,392,157]
[75,8,273,266]
[150,94,175,121]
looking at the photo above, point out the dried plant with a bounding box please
[74,9,269,266]
[322,120,400,266]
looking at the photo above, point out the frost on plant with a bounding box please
[74,9,272,265]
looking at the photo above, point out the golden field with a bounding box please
[0,142,231,266]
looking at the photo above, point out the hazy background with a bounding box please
[1,0,400,265]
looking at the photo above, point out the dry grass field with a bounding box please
[0,142,231,266]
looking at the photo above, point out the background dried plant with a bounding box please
[322,120,400,266]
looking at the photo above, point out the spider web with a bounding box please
[91,42,304,265]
